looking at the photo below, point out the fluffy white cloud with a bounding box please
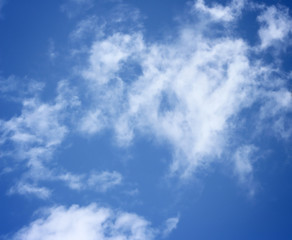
[124,36,255,177]
[12,204,156,240]
[258,6,292,49]
[194,0,245,22]
[77,1,291,185]
[82,33,144,85]
[2,0,291,198]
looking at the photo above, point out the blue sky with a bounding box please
[0,0,292,239]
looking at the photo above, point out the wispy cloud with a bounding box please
[61,0,94,18]
[0,76,44,102]
[7,169,123,198]
[87,171,122,192]
[233,145,258,196]
[48,39,58,61]
[59,170,123,192]
[70,16,101,41]
[162,216,179,238]
[8,182,51,199]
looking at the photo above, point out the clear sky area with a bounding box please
[0,0,292,239]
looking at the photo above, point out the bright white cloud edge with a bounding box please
[11,204,157,240]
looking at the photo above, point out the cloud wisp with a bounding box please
[59,170,123,192]
[162,216,179,238]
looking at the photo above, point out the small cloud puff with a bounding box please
[194,0,245,22]
[258,5,292,49]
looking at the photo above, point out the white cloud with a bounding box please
[58,172,84,190]
[194,0,245,22]
[2,0,291,198]
[70,16,101,41]
[82,33,144,85]
[80,32,252,177]
[69,4,142,43]
[0,98,67,167]
[0,80,79,166]
[233,145,258,196]
[77,1,291,185]
[8,182,51,199]
[258,6,292,49]
[58,170,122,192]
[0,81,74,169]
[125,36,256,177]
[162,217,179,238]
[234,146,255,182]
[12,204,156,240]
[273,117,292,140]
[87,171,123,192]
[0,80,81,197]
[78,109,105,135]
[0,76,45,102]
[7,168,123,198]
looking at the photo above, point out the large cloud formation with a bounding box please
[0,0,291,197]
[0,0,291,239]
[78,0,291,182]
